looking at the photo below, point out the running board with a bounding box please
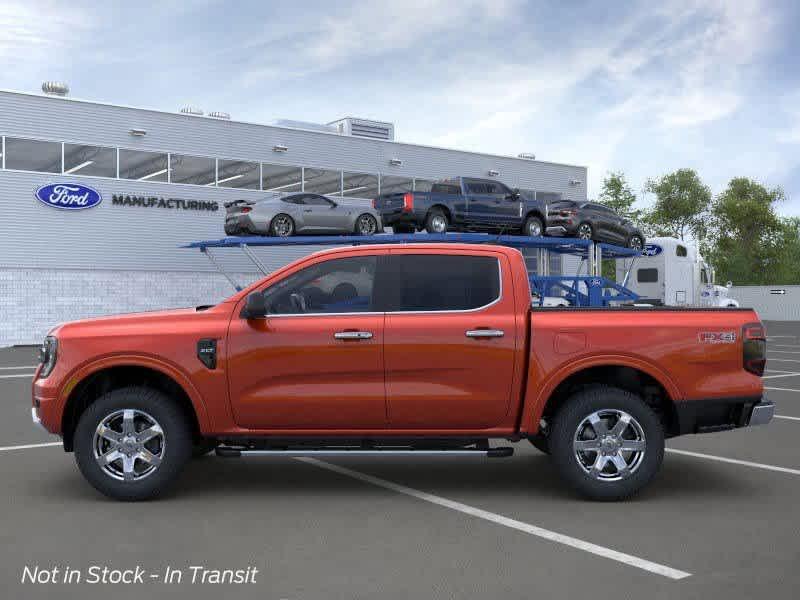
[215,446,514,458]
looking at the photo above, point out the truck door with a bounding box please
[670,244,692,305]
[226,254,387,429]
[382,251,517,429]
[463,180,493,227]
[484,181,522,229]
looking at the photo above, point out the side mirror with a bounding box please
[241,291,267,319]
[726,281,733,289]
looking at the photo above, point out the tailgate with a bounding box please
[373,192,408,212]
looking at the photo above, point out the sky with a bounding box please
[2,0,799,215]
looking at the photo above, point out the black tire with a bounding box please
[628,234,644,250]
[270,214,295,237]
[392,224,416,234]
[355,213,379,235]
[523,215,544,237]
[425,208,449,234]
[548,386,664,501]
[528,433,550,454]
[73,387,193,501]
[576,222,593,240]
[192,439,218,458]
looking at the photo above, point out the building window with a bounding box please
[342,171,379,198]
[217,159,260,189]
[170,154,216,186]
[4,137,61,173]
[304,167,342,195]
[380,176,413,195]
[63,143,117,177]
[119,149,168,182]
[262,163,302,192]
[549,253,562,275]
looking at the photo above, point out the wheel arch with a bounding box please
[60,360,208,451]
[269,212,295,235]
[427,204,452,221]
[530,361,681,437]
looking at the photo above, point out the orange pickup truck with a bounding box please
[32,243,773,501]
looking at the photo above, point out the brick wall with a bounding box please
[0,268,260,346]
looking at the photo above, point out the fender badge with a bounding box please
[698,331,737,344]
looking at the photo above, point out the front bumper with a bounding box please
[31,406,49,434]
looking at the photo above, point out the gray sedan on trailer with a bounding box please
[224,193,384,237]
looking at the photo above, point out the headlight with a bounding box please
[38,336,58,378]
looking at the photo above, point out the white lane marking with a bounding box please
[765,368,799,374]
[0,366,37,370]
[771,344,800,350]
[775,415,800,422]
[768,336,797,339]
[0,442,61,452]
[666,448,800,476]
[768,350,800,355]
[0,374,33,379]
[765,386,800,393]
[766,358,800,364]
[762,373,800,380]
[297,457,691,580]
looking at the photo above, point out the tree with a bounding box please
[642,169,711,241]
[706,178,790,285]
[598,171,640,220]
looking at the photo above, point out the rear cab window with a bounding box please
[385,255,500,311]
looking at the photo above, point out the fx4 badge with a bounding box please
[698,331,737,344]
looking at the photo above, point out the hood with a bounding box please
[49,306,218,338]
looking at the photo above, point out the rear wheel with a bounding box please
[355,213,378,235]
[576,222,593,240]
[425,209,449,234]
[548,386,664,500]
[270,214,295,237]
[523,215,544,237]
[73,387,192,501]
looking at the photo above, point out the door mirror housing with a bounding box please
[507,188,521,200]
[242,291,268,319]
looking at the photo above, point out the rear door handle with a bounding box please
[465,329,504,338]
[334,331,373,340]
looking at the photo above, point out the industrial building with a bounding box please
[0,85,588,345]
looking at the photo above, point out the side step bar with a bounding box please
[216,446,514,458]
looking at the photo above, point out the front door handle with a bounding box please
[334,331,373,340]
[465,329,504,338]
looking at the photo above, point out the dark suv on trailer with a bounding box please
[547,200,645,249]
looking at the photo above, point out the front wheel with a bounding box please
[73,387,193,501]
[628,234,644,250]
[548,386,664,501]
[523,215,544,237]
[355,213,379,235]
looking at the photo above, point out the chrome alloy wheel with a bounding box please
[272,215,293,237]
[573,409,646,481]
[629,236,643,250]
[430,214,447,233]
[526,219,543,236]
[577,223,593,240]
[93,409,165,482]
[357,214,377,235]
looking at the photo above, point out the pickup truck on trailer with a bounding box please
[32,243,773,501]
[374,177,548,236]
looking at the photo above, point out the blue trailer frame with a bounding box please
[183,233,641,307]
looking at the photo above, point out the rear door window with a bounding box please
[385,255,500,311]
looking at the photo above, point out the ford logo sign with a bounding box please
[642,244,663,257]
[35,183,102,210]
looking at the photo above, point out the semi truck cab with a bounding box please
[619,236,739,307]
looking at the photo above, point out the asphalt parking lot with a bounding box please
[2,321,800,600]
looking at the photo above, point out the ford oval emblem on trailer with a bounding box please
[642,244,662,257]
[35,183,103,210]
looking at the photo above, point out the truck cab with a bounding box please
[618,237,739,307]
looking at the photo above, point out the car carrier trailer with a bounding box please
[183,233,642,308]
